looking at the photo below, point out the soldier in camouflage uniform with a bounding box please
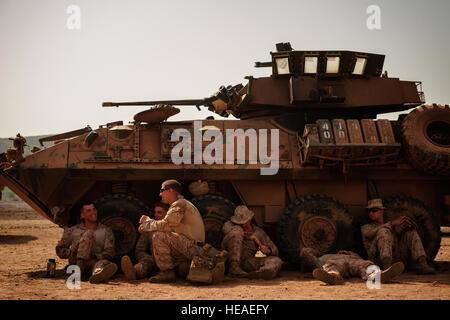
[121,202,169,280]
[56,202,117,283]
[300,247,404,285]
[361,198,435,274]
[221,205,283,280]
[139,180,205,283]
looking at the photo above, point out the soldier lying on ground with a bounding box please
[55,202,117,283]
[138,180,205,283]
[361,198,435,274]
[221,205,283,280]
[300,247,404,285]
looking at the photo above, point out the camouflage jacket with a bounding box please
[141,195,205,242]
[55,222,115,261]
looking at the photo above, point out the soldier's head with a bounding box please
[366,198,385,223]
[159,179,182,205]
[154,201,169,220]
[80,202,98,223]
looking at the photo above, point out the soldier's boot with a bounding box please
[149,269,176,283]
[121,255,137,281]
[312,268,344,285]
[176,261,191,279]
[229,261,248,278]
[89,263,118,284]
[248,268,277,280]
[381,257,392,270]
[380,261,404,283]
[415,256,436,275]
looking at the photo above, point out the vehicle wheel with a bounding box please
[382,195,441,261]
[94,194,150,258]
[401,104,450,176]
[277,194,355,265]
[191,195,236,248]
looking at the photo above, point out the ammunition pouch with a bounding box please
[187,244,228,284]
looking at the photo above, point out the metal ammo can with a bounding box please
[46,259,56,278]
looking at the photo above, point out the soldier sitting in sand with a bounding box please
[361,198,435,274]
[221,205,283,280]
[55,202,117,283]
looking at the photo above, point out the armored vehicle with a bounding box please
[1,42,449,265]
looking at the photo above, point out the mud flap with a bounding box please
[187,244,228,284]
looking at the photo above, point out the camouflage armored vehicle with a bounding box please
[1,42,449,265]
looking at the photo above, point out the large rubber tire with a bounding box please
[94,194,150,259]
[277,194,356,265]
[382,195,441,261]
[191,195,236,248]
[401,104,450,176]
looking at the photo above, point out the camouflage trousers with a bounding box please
[221,226,283,274]
[152,231,202,271]
[67,229,112,275]
[134,255,156,279]
[367,227,426,267]
[323,256,374,280]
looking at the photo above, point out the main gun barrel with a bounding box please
[102,99,211,107]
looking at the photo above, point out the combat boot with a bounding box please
[149,269,176,283]
[415,256,435,275]
[381,257,392,270]
[229,261,248,278]
[312,268,344,285]
[89,263,118,284]
[380,261,404,283]
[121,255,137,281]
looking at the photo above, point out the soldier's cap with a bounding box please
[161,179,182,193]
[366,198,385,210]
[231,205,254,224]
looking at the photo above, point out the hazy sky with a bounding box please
[1,0,449,138]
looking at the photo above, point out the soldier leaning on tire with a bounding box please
[138,180,205,283]
[121,202,172,280]
[300,247,404,285]
[221,205,283,280]
[55,202,118,283]
[361,198,435,274]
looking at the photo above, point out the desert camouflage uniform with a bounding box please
[301,248,375,280]
[141,195,204,271]
[56,223,115,275]
[134,232,157,278]
[361,221,426,266]
[221,221,283,275]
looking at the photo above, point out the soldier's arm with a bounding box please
[97,227,115,260]
[141,204,184,232]
[257,228,279,256]
[55,227,73,259]
[135,233,152,261]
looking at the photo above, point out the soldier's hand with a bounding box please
[260,245,271,255]
[138,224,144,234]
[139,215,150,224]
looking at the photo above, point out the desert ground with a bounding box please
[0,199,449,300]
